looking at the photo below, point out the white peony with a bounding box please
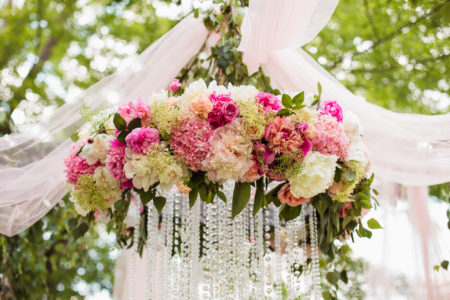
[159,160,188,190]
[207,80,228,94]
[80,134,114,165]
[123,153,159,192]
[147,89,168,105]
[287,151,337,198]
[346,140,369,166]
[93,166,122,203]
[229,84,258,102]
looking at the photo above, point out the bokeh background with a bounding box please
[0,0,448,299]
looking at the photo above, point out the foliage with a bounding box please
[0,196,116,299]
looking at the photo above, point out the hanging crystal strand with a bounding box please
[285,219,295,300]
[273,205,282,299]
[264,206,274,299]
[130,197,140,300]
[189,198,200,300]
[299,209,309,296]
[218,194,230,299]
[147,200,159,300]
[248,198,257,298]
[146,203,153,299]
[232,196,247,299]
[163,193,174,300]
[179,195,191,299]
[172,193,181,298]
[309,206,321,299]
[202,199,217,299]
[292,214,303,298]
[255,208,265,299]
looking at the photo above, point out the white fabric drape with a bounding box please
[0,15,208,236]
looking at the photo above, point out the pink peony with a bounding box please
[189,94,213,119]
[338,202,353,218]
[169,79,181,92]
[256,92,282,112]
[264,117,306,156]
[170,117,213,171]
[206,92,239,129]
[65,141,97,185]
[125,127,160,155]
[319,100,343,123]
[278,184,310,207]
[106,139,132,189]
[118,98,152,125]
[312,115,349,160]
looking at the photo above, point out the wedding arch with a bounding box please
[0,1,449,299]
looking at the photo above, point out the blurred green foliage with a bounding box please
[0,0,448,298]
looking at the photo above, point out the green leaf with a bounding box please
[281,94,292,108]
[153,196,166,213]
[232,182,251,219]
[128,118,142,131]
[68,218,78,229]
[117,130,128,143]
[326,271,340,286]
[322,291,332,300]
[265,182,285,207]
[253,178,265,216]
[70,132,79,142]
[367,218,383,229]
[292,92,304,107]
[113,113,127,131]
[343,170,356,182]
[136,189,154,206]
[342,216,352,228]
[276,108,294,117]
[279,204,302,221]
[441,260,449,270]
[189,188,199,208]
[360,200,372,209]
[340,270,348,284]
[317,82,322,100]
[75,144,84,157]
[217,191,227,202]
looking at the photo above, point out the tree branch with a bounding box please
[329,1,449,70]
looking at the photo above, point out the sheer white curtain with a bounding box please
[0,15,208,236]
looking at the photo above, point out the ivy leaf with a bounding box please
[326,271,340,286]
[68,218,78,229]
[153,196,166,214]
[281,94,292,108]
[367,218,383,229]
[232,182,251,219]
[253,178,265,216]
[136,189,154,206]
[113,113,127,131]
[343,170,356,181]
[127,118,141,131]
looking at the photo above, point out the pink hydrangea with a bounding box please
[319,100,343,122]
[264,117,306,156]
[206,92,239,129]
[170,117,213,171]
[118,98,151,125]
[312,115,349,160]
[106,139,132,189]
[65,141,97,185]
[256,92,282,112]
[169,79,181,91]
[125,127,160,155]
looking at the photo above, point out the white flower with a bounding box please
[123,153,159,192]
[287,151,337,198]
[229,84,258,102]
[346,140,369,166]
[343,111,363,140]
[70,193,89,216]
[80,134,114,165]
[159,160,188,190]
[147,89,168,105]
[207,80,228,94]
[93,166,122,203]
[181,79,208,104]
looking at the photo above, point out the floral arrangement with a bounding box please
[65,79,380,255]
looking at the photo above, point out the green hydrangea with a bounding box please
[150,100,182,139]
[237,99,273,140]
[332,161,366,202]
[72,174,109,212]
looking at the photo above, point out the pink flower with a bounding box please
[118,98,151,125]
[125,127,160,155]
[328,181,343,197]
[170,117,213,171]
[189,94,213,119]
[256,92,282,112]
[206,92,239,129]
[65,141,97,185]
[278,184,310,207]
[264,117,306,156]
[319,100,343,122]
[169,79,181,92]
[106,139,132,189]
[240,157,262,182]
[312,115,349,160]
[338,202,353,218]
[296,122,309,134]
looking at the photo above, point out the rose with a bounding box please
[220,101,239,122]
[256,92,282,112]
[169,79,181,91]
[125,127,160,155]
[319,100,343,122]
[277,183,310,207]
